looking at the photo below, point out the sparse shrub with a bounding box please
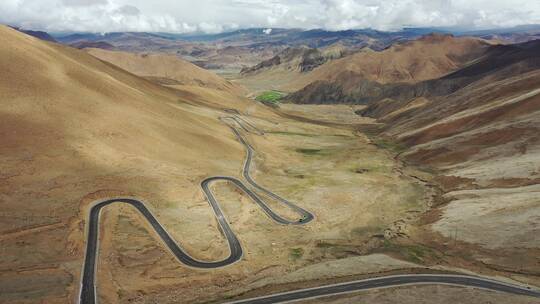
[289,247,304,260]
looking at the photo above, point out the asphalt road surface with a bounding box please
[78,114,540,304]
[225,274,540,303]
[78,115,313,304]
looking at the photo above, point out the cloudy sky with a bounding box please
[1,0,540,33]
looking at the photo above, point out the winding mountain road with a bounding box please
[78,115,313,304]
[78,114,540,304]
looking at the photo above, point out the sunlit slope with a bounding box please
[0,25,428,304]
[86,48,246,94]
[0,24,252,289]
[287,34,489,103]
[301,34,487,85]
[238,34,489,100]
[358,39,540,275]
[0,25,250,168]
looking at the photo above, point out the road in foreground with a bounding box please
[226,274,540,303]
[78,114,540,304]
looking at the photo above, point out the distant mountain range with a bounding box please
[9,26,57,42]
[9,24,540,71]
[4,23,540,303]
[50,24,540,45]
[284,34,490,104]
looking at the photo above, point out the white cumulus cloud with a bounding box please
[1,0,539,33]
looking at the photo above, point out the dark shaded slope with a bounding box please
[287,35,489,104]
[360,39,540,118]
[10,26,57,42]
[241,47,346,75]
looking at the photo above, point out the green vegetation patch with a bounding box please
[351,225,383,236]
[268,131,353,139]
[267,131,317,137]
[371,137,406,154]
[289,247,304,260]
[382,240,440,264]
[295,148,323,155]
[314,241,360,259]
[255,91,285,105]
[315,241,336,248]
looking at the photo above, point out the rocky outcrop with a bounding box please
[360,40,540,118]
[288,35,490,105]
[289,39,540,108]
[240,55,281,74]
[241,46,347,76]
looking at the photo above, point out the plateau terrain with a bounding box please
[2,6,540,304]
[0,25,434,303]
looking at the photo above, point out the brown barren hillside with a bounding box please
[0,24,256,301]
[302,34,487,85]
[86,48,245,94]
[236,45,350,93]
[241,46,349,75]
[287,34,490,103]
[275,36,540,290]
[0,25,439,304]
[358,39,540,279]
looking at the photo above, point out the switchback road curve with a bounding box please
[78,114,540,304]
[79,115,313,304]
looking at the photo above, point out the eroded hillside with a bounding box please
[0,25,435,303]
[357,39,540,280]
[287,34,490,104]
[0,24,251,302]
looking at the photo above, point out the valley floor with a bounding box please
[89,106,432,303]
[0,98,426,303]
[3,101,537,303]
[2,24,540,304]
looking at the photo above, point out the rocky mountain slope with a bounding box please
[0,25,434,304]
[462,24,540,44]
[53,28,426,71]
[171,27,419,49]
[46,25,540,72]
[57,31,283,70]
[287,34,489,104]
[240,45,349,75]
[360,40,540,117]
[0,24,262,302]
[266,34,540,281]
[357,39,540,277]
[235,43,354,93]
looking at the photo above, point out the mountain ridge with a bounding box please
[287,34,490,104]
